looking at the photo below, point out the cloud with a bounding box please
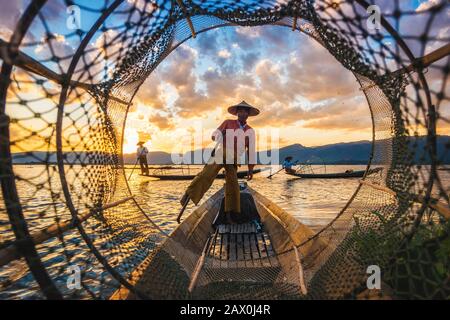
[233,27,262,50]
[148,113,176,131]
[286,41,358,101]
[240,51,260,71]
[0,1,22,40]
[160,45,198,87]
[138,131,152,142]
[196,30,220,56]
[133,75,167,109]
[134,25,369,134]
[217,49,231,59]
[301,97,371,131]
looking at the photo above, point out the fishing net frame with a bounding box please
[0,0,448,299]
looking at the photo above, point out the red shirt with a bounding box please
[213,119,256,169]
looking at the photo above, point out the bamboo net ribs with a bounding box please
[0,0,449,299]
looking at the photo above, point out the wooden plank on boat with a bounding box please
[224,232,230,264]
[233,233,240,268]
[235,233,244,267]
[259,232,272,267]
[228,232,236,265]
[252,232,263,266]
[244,233,253,267]
[206,229,277,269]
[258,233,271,267]
[246,233,255,267]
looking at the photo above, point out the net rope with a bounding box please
[0,0,448,299]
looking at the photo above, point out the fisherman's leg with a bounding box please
[139,159,145,175]
[183,163,222,205]
[224,164,240,214]
[142,157,149,175]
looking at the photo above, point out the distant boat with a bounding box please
[147,166,175,170]
[140,167,270,180]
[286,167,382,179]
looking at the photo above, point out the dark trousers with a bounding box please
[139,156,149,175]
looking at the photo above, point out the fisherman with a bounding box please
[179,101,259,224]
[137,141,149,175]
[282,156,297,174]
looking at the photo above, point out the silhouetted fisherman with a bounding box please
[137,141,149,175]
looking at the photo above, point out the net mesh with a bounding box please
[0,0,448,299]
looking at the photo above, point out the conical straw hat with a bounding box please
[227,100,260,116]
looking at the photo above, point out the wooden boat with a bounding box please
[110,184,327,300]
[286,167,382,179]
[140,167,270,180]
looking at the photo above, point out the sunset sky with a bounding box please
[121,0,449,154]
[123,25,373,154]
[0,0,448,155]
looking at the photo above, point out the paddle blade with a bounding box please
[176,196,190,223]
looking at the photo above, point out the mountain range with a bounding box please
[12,135,450,165]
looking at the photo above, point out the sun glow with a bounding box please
[123,127,140,154]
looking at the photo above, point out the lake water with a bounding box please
[0,164,448,299]
[128,164,368,234]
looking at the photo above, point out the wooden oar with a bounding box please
[127,155,141,181]
[176,144,218,223]
[267,160,298,179]
[128,148,146,180]
[267,167,284,179]
[177,195,190,223]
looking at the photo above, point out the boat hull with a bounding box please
[286,167,382,179]
[141,167,268,180]
[110,186,327,300]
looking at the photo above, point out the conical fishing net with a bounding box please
[0,0,448,299]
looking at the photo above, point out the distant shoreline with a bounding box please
[11,163,450,167]
[10,135,450,166]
